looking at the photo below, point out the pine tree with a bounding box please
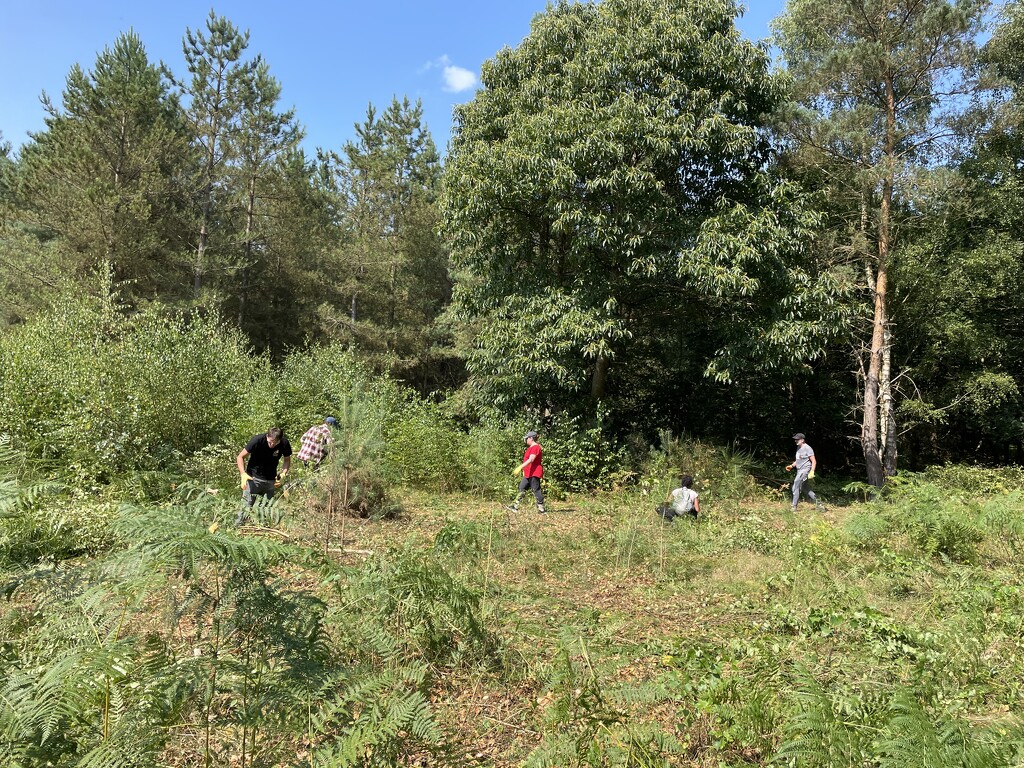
[14,31,190,299]
[328,97,451,388]
[173,12,258,301]
[225,60,303,332]
[774,0,989,485]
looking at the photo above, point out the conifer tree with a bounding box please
[329,97,451,387]
[173,12,258,300]
[775,0,989,485]
[225,60,303,331]
[14,31,190,299]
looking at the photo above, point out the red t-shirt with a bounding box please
[522,443,543,478]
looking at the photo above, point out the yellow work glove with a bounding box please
[808,470,815,480]
[511,467,521,477]
[240,471,253,490]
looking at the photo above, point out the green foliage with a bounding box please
[0,555,179,768]
[341,548,500,669]
[979,491,1024,564]
[323,97,451,389]
[919,464,1024,496]
[303,392,401,523]
[432,517,492,560]
[459,422,524,496]
[543,412,628,495]
[0,292,269,483]
[526,636,681,767]
[444,0,848,425]
[382,397,465,491]
[309,664,441,768]
[777,669,1023,768]
[12,31,190,299]
[275,343,369,438]
[842,512,892,550]
[640,430,758,506]
[884,477,986,563]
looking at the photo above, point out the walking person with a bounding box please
[508,430,546,514]
[786,433,825,511]
[236,426,293,524]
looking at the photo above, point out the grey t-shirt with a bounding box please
[795,443,815,473]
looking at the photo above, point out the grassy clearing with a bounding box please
[3,475,1023,766]
[287,486,1024,766]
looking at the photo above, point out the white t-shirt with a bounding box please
[671,486,698,514]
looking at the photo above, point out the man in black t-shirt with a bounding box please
[235,426,292,523]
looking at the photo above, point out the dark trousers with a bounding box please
[517,476,544,506]
[237,477,275,525]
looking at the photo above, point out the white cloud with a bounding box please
[443,63,478,92]
[421,55,478,93]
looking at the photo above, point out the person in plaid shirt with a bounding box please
[297,416,337,468]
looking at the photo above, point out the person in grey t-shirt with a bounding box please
[786,433,825,511]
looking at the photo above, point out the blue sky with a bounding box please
[1,1,785,156]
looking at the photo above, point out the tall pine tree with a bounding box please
[14,31,190,300]
[775,0,989,485]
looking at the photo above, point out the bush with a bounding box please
[884,478,985,563]
[0,293,270,483]
[639,431,758,506]
[343,549,500,668]
[542,411,628,495]
[460,423,523,497]
[0,436,109,565]
[275,344,370,440]
[304,391,400,521]
[382,397,466,491]
[919,464,1024,496]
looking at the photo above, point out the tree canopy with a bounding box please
[443,0,850,435]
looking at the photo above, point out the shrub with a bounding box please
[382,397,466,491]
[542,411,628,495]
[843,512,892,550]
[341,549,500,668]
[920,464,1024,496]
[640,430,758,506]
[303,391,401,525]
[275,344,370,439]
[0,293,270,483]
[460,422,523,497]
[0,436,101,565]
[884,478,985,563]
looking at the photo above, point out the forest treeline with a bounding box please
[2,0,1024,485]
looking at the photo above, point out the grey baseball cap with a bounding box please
[792,433,805,441]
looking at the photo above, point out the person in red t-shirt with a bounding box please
[507,430,546,514]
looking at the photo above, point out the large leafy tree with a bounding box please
[891,0,1024,463]
[774,0,989,485]
[13,32,190,299]
[443,0,847,432]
